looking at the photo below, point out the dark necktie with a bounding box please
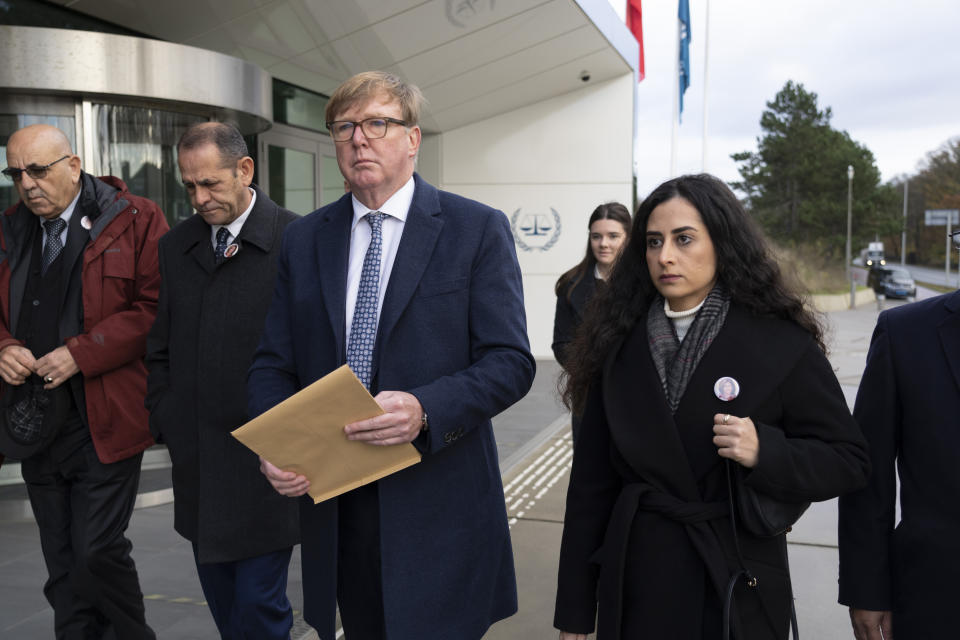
[214,227,231,264]
[41,218,67,275]
[346,212,386,389]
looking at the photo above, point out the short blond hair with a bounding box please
[325,71,425,127]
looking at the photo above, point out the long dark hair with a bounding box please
[555,202,632,300]
[561,174,824,411]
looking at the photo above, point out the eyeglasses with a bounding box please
[1,155,70,182]
[326,118,408,142]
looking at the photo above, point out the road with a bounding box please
[905,262,960,289]
[853,264,951,300]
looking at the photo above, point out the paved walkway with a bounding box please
[0,294,934,638]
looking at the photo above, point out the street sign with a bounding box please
[924,209,959,225]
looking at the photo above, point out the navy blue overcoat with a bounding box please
[248,174,535,639]
[839,290,960,636]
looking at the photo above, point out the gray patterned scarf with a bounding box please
[647,286,731,413]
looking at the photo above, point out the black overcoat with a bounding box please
[552,272,597,367]
[145,186,299,563]
[838,291,960,637]
[555,304,870,639]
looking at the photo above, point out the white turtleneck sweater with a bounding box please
[664,297,706,342]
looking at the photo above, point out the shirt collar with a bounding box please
[39,187,81,231]
[350,176,415,229]
[213,187,256,240]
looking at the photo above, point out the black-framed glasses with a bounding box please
[326,118,408,142]
[1,155,70,182]
[950,229,960,249]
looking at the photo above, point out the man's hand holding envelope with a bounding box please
[233,365,421,503]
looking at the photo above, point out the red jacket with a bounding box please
[0,174,168,464]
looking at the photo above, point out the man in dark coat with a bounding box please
[0,124,167,639]
[839,289,960,639]
[145,122,299,639]
[250,71,535,640]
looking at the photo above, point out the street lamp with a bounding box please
[846,165,854,309]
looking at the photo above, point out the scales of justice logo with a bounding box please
[446,0,496,28]
[511,208,562,252]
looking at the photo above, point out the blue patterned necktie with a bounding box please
[347,212,386,389]
[214,227,231,264]
[41,218,67,275]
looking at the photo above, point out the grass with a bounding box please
[916,281,955,294]
[772,244,850,295]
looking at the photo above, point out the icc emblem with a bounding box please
[511,208,562,252]
[446,0,496,28]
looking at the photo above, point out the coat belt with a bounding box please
[599,481,734,639]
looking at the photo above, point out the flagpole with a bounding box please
[670,16,680,177]
[901,179,908,264]
[701,0,711,173]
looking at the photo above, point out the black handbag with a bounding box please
[733,463,810,537]
[723,460,805,640]
[0,378,69,460]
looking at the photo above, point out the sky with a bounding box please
[607,0,960,198]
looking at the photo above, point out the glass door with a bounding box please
[258,124,340,215]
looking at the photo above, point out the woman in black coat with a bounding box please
[552,203,630,440]
[554,175,870,640]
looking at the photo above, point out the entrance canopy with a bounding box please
[54,0,637,131]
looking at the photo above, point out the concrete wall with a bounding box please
[427,74,635,358]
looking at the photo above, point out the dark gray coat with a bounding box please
[146,185,299,563]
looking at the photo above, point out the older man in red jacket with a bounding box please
[0,124,167,639]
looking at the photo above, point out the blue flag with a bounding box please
[678,0,691,122]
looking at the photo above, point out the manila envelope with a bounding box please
[232,365,421,503]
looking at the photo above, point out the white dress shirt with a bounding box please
[209,188,256,249]
[344,176,415,341]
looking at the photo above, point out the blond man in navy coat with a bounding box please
[250,72,534,640]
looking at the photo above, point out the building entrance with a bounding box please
[258,123,341,216]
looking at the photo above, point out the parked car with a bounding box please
[868,266,916,299]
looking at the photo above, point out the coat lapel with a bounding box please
[182,217,216,275]
[315,197,351,364]
[371,176,443,382]
[236,185,280,255]
[604,320,701,501]
[60,198,89,284]
[939,291,960,393]
[57,201,91,314]
[5,207,36,337]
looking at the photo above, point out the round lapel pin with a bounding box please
[714,376,740,401]
[80,216,92,230]
[223,243,240,259]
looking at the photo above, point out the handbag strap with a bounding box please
[722,460,799,639]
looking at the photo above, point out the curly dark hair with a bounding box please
[554,202,632,301]
[561,174,824,411]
